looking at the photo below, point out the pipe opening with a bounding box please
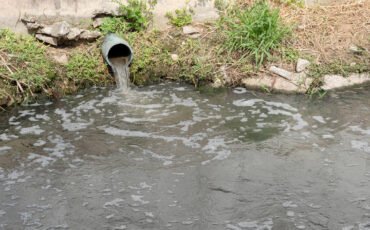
[108,44,132,63]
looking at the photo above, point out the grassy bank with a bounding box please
[0,0,369,108]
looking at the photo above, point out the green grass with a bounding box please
[0,29,57,105]
[99,17,129,35]
[221,0,291,67]
[166,8,193,27]
[99,0,154,35]
[66,48,108,86]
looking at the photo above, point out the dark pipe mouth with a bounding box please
[108,44,132,61]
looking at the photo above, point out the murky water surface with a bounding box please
[0,83,370,230]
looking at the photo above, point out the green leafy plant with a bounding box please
[117,0,155,31]
[0,29,56,103]
[166,8,193,27]
[222,0,290,67]
[99,17,128,35]
[100,0,155,34]
[66,49,107,86]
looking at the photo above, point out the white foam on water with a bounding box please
[7,170,24,180]
[351,140,370,152]
[359,222,370,230]
[101,126,203,148]
[0,133,18,141]
[0,210,5,217]
[170,93,197,107]
[238,218,273,230]
[104,198,125,208]
[34,114,51,121]
[122,117,159,123]
[28,153,55,167]
[287,211,295,217]
[72,99,100,112]
[145,212,154,218]
[33,140,46,147]
[350,126,370,135]
[233,87,247,94]
[174,87,187,91]
[233,99,264,107]
[226,224,242,230]
[55,108,94,131]
[283,201,298,208]
[19,125,44,135]
[43,135,75,158]
[313,116,326,124]
[0,146,11,155]
[131,195,149,204]
[233,99,307,131]
[201,137,231,164]
[18,110,35,117]
[322,134,335,139]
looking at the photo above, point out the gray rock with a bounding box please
[79,30,101,40]
[35,34,58,46]
[21,16,36,23]
[52,53,69,65]
[349,44,365,55]
[25,22,44,30]
[40,21,71,38]
[296,58,311,72]
[269,66,294,81]
[92,9,120,18]
[321,73,370,90]
[93,18,104,28]
[183,26,201,35]
[171,54,179,61]
[67,28,82,40]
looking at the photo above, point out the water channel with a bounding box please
[0,83,369,229]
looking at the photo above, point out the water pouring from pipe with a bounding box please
[102,33,133,91]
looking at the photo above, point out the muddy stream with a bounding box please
[0,83,369,229]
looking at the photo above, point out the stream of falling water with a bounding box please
[110,57,130,91]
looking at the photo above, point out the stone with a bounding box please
[349,44,364,55]
[52,53,69,65]
[25,22,44,30]
[296,58,311,72]
[182,26,201,35]
[242,75,273,90]
[21,16,36,23]
[212,77,223,88]
[79,30,101,40]
[66,28,82,40]
[40,21,71,38]
[35,34,58,46]
[269,66,294,81]
[92,9,120,18]
[321,73,370,90]
[170,54,179,61]
[93,18,104,28]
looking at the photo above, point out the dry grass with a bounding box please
[281,0,370,63]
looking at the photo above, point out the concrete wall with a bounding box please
[0,0,346,33]
[0,0,218,33]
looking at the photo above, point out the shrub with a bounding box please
[66,49,108,86]
[0,29,56,103]
[99,17,129,35]
[166,8,193,27]
[222,1,290,66]
[100,0,155,34]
